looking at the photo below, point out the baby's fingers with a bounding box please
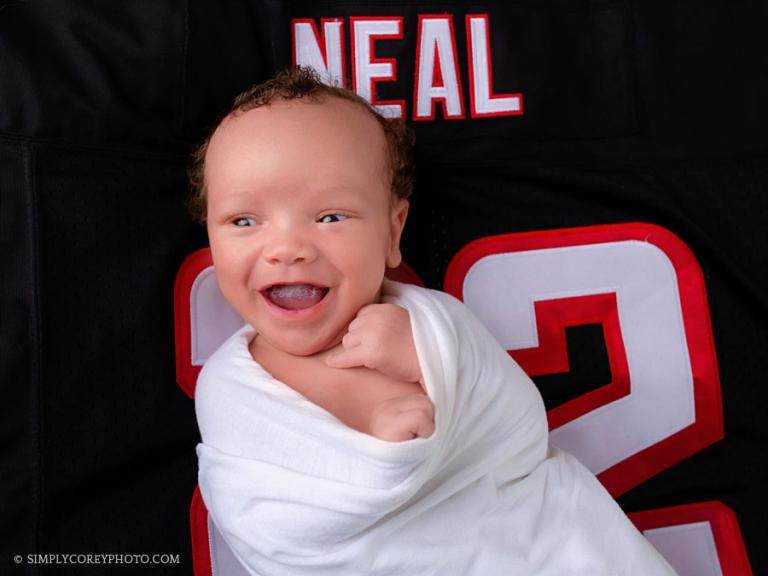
[400,395,435,435]
[370,395,435,441]
[341,330,363,349]
[403,406,436,439]
[325,346,366,369]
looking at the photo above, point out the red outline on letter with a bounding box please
[465,14,523,118]
[291,18,346,81]
[350,16,406,118]
[413,14,465,121]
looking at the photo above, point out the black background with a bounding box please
[1,1,766,574]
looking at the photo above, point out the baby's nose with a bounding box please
[262,235,317,265]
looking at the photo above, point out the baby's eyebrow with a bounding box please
[302,187,366,203]
[209,190,263,208]
[309,183,361,194]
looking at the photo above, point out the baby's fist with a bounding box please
[368,394,435,442]
[326,303,423,385]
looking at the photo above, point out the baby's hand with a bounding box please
[326,303,424,385]
[369,394,435,441]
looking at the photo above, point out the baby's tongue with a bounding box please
[266,284,327,310]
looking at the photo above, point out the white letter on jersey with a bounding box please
[291,18,345,85]
[351,17,405,119]
[414,15,464,120]
[466,14,523,117]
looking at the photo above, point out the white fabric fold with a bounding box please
[196,279,677,575]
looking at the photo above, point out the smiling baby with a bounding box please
[190,67,678,576]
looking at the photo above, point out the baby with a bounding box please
[191,67,678,575]
[191,67,433,442]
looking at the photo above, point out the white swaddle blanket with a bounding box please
[196,279,677,575]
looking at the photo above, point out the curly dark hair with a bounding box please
[188,66,415,223]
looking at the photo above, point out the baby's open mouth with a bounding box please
[263,284,329,311]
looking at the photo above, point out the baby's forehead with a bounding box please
[210,96,391,177]
[206,95,393,203]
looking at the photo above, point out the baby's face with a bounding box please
[205,97,408,356]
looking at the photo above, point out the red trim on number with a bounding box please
[629,501,754,576]
[173,248,213,398]
[444,222,723,497]
[191,485,213,576]
[511,293,631,431]
[351,16,406,118]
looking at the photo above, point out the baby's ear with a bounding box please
[386,198,409,268]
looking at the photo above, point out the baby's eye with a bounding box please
[232,216,257,227]
[318,214,347,224]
